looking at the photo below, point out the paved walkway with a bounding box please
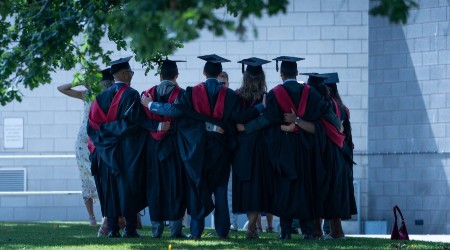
[349,235,450,243]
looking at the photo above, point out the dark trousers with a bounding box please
[322,219,331,234]
[212,181,230,237]
[152,219,183,237]
[189,180,230,238]
[280,217,293,235]
[299,219,313,235]
[190,218,205,238]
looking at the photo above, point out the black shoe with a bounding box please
[122,230,140,238]
[218,235,229,239]
[278,234,291,240]
[302,234,313,240]
[171,233,188,239]
[108,231,121,238]
[186,234,201,240]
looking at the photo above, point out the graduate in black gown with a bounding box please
[87,56,148,238]
[241,56,341,240]
[141,59,187,238]
[141,54,263,239]
[323,73,356,217]
[321,72,356,239]
[232,57,271,239]
[283,73,349,239]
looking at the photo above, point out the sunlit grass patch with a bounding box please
[0,222,448,249]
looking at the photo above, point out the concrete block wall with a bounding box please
[0,193,102,223]
[0,156,102,222]
[368,0,450,234]
[0,0,369,223]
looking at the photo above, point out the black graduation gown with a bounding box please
[87,83,148,217]
[313,94,353,220]
[173,79,242,220]
[246,81,336,220]
[143,84,187,221]
[231,95,273,214]
[340,103,357,216]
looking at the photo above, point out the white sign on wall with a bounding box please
[3,118,24,149]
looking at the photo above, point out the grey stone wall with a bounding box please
[368,0,450,234]
[0,156,102,223]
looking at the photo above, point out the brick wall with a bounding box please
[368,0,450,234]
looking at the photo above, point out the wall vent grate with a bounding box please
[0,168,26,192]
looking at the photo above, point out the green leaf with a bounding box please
[0,0,419,105]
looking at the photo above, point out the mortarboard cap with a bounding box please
[237,57,271,75]
[110,56,133,75]
[272,56,305,73]
[198,54,231,63]
[198,54,230,77]
[321,72,340,84]
[300,73,328,85]
[159,58,186,73]
[100,68,114,81]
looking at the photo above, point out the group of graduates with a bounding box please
[86,53,356,240]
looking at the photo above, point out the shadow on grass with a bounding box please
[0,222,448,249]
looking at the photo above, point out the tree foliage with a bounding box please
[370,0,418,24]
[0,0,417,105]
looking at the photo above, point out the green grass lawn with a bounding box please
[0,222,448,249]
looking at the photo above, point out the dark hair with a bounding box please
[238,71,267,101]
[204,62,222,78]
[161,68,178,80]
[309,81,330,98]
[281,69,298,79]
[328,84,348,111]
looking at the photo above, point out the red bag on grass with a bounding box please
[390,205,409,240]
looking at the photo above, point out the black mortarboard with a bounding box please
[110,56,132,75]
[320,72,339,95]
[198,54,231,63]
[321,72,340,84]
[198,54,230,77]
[272,56,305,73]
[300,73,328,84]
[237,57,271,75]
[159,58,186,73]
[100,68,114,81]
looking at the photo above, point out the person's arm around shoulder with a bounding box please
[57,83,86,100]
[237,94,270,134]
[140,91,184,117]
[232,93,266,124]
[308,87,342,132]
[282,108,315,134]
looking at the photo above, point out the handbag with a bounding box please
[390,205,409,240]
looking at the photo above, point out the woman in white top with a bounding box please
[57,70,114,227]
